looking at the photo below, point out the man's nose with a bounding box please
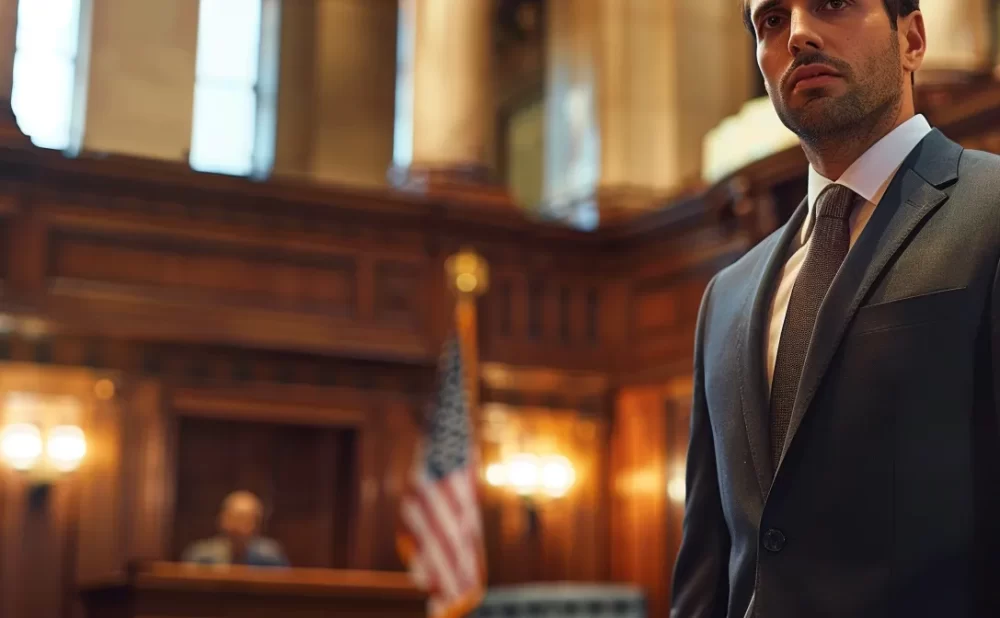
[787,9,824,56]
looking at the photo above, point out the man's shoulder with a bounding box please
[950,148,1000,230]
[958,147,1000,181]
[182,537,227,563]
[249,537,288,565]
[710,224,786,292]
[251,537,284,554]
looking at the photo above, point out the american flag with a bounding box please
[398,336,486,618]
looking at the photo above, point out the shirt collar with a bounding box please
[806,114,932,222]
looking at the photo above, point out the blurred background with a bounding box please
[0,1,996,617]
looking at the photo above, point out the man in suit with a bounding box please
[672,0,1000,616]
[182,491,289,568]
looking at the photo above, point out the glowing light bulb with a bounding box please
[485,463,506,487]
[47,425,86,472]
[540,455,575,498]
[506,453,539,495]
[0,423,42,471]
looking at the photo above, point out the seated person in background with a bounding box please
[182,490,289,567]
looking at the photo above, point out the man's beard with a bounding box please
[773,36,903,145]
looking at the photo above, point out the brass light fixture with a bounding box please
[0,392,87,485]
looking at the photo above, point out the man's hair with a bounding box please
[743,0,920,34]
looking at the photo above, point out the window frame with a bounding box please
[11,0,92,154]
[188,0,281,179]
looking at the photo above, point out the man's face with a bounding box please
[220,495,261,541]
[748,0,904,142]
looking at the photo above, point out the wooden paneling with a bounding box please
[0,365,126,618]
[374,260,426,328]
[610,379,692,618]
[0,217,10,284]
[479,271,609,372]
[480,405,609,585]
[80,563,426,618]
[372,400,420,571]
[76,394,127,584]
[50,232,360,316]
[627,270,712,376]
[172,417,354,569]
[123,380,174,563]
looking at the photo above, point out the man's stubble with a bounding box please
[773,35,903,148]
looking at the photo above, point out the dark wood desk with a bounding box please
[79,562,426,618]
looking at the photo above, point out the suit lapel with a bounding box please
[741,199,808,497]
[775,130,962,471]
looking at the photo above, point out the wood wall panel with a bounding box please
[0,366,127,618]
[374,260,426,328]
[373,400,421,571]
[480,405,609,585]
[123,379,172,561]
[610,379,692,618]
[75,396,126,584]
[0,217,9,283]
[50,233,360,316]
[171,417,354,569]
[479,271,609,372]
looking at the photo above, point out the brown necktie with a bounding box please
[770,183,858,467]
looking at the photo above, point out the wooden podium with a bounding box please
[79,562,426,618]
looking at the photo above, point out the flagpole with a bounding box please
[455,296,480,414]
[445,248,489,426]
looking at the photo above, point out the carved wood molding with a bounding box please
[171,387,369,428]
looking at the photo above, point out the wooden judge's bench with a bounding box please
[79,562,426,618]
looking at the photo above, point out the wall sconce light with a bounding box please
[485,452,576,537]
[486,453,576,498]
[486,453,576,499]
[0,393,87,486]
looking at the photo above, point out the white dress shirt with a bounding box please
[765,114,933,386]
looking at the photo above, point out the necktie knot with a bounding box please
[816,183,857,221]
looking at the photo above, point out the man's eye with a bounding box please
[762,15,784,29]
[824,0,849,9]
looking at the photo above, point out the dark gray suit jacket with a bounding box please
[671,130,1000,618]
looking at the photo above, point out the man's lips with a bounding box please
[788,64,843,91]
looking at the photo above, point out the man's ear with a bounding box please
[899,10,926,76]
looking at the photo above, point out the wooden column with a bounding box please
[391,0,503,199]
[544,0,752,224]
[917,0,993,78]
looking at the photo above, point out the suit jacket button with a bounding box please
[762,528,786,552]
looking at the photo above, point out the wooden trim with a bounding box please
[480,362,609,396]
[84,561,423,599]
[350,406,381,570]
[125,379,173,562]
[171,390,367,428]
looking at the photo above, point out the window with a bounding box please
[190,0,280,178]
[392,0,415,168]
[12,0,90,152]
